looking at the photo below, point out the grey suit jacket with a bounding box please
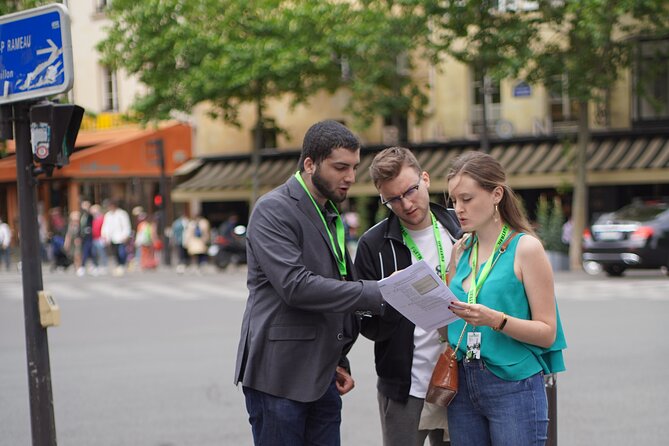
[234,175,385,402]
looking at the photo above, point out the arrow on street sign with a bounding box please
[0,4,74,105]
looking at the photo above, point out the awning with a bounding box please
[172,130,669,202]
[0,122,192,182]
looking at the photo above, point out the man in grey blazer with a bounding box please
[234,120,385,446]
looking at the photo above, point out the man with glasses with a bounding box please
[354,147,461,446]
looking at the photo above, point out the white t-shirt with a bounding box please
[405,221,453,398]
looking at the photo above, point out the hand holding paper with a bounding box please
[377,260,461,331]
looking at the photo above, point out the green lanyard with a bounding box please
[467,224,510,304]
[400,212,448,284]
[294,171,347,277]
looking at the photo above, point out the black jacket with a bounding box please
[354,203,461,402]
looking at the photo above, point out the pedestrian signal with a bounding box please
[29,102,84,175]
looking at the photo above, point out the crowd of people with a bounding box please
[0,199,224,276]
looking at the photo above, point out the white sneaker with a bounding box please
[76,267,85,277]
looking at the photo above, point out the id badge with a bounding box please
[466,331,481,360]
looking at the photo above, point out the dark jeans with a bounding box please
[243,377,342,446]
[0,247,10,270]
[110,243,127,266]
[81,237,97,267]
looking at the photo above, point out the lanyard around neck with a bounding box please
[467,224,510,304]
[294,171,347,277]
[400,212,448,284]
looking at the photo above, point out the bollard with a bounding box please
[545,373,557,446]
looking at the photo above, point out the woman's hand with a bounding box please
[449,301,503,329]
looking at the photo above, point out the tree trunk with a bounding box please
[569,100,589,271]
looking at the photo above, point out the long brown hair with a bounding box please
[447,151,536,237]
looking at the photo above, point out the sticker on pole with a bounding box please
[30,122,50,159]
[0,4,74,104]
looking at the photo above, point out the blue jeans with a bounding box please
[243,376,342,446]
[447,360,548,446]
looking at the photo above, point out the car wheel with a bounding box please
[603,264,626,277]
[582,261,603,276]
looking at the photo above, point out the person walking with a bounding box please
[444,151,566,445]
[184,215,210,271]
[0,217,12,271]
[101,200,132,276]
[355,147,460,446]
[135,213,158,270]
[78,200,97,275]
[234,120,385,446]
[91,204,108,274]
[171,213,190,273]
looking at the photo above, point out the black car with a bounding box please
[582,199,669,276]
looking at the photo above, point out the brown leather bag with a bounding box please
[425,343,459,407]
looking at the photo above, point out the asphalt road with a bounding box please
[1,266,668,445]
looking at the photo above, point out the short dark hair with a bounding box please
[297,120,360,171]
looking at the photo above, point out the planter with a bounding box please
[546,250,569,272]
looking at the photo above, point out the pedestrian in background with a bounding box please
[355,147,460,446]
[234,120,385,446]
[445,151,566,445]
[91,204,108,274]
[64,210,82,275]
[135,212,158,270]
[79,200,97,275]
[101,200,132,276]
[0,217,12,271]
[171,213,190,273]
[184,215,210,271]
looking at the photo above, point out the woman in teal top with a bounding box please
[444,151,566,446]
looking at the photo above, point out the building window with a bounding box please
[102,67,118,112]
[471,68,501,133]
[634,38,669,127]
[252,118,278,149]
[95,0,111,13]
[549,74,580,125]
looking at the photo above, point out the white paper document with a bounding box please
[377,260,461,331]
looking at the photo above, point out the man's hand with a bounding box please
[335,366,355,395]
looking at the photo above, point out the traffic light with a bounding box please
[29,102,84,173]
[153,194,163,208]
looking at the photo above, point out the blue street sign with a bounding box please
[0,4,73,105]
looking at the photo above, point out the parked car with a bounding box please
[582,199,669,276]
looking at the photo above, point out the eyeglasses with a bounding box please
[380,179,421,209]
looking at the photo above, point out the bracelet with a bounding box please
[493,312,508,332]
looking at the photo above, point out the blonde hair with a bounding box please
[447,151,536,237]
[369,147,421,188]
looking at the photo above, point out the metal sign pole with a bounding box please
[14,100,57,446]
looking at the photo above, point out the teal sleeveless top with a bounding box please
[448,233,567,381]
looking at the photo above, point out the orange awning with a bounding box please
[0,122,192,182]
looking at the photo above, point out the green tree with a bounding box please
[335,0,433,144]
[98,0,347,205]
[526,0,669,270]
[0,0,43,15]
[426,0,539,151]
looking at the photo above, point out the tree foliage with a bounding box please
[0,0,43,16]
[98,0,350,126]
[525,0,669,269]
[334,0,433,142]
